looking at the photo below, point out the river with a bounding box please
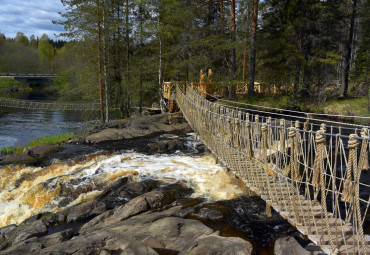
[0,108,85,149]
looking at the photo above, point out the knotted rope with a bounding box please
[289,126,302,225]
[295,121,303,156]
[266,200,273,217]
[358,128,369,171]
[304,113,311,131]
[312,130,326,187]
[261,124,268,160]
[341,134,359,203]
[234,111,242,148]
[267,117,272,148]
[227,116,232,144]
[245,118,253,160]
[289,127,301,180]
[280,119,286,153]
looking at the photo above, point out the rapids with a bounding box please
[0,150,247,228]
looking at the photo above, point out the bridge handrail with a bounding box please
[176,83,370,254]
[0,97,100,111]
[193,82,370,128]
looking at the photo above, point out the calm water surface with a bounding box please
[0,108,84,148]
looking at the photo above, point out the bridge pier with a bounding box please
[14,77,29,86]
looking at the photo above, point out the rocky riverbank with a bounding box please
[0,178,319,255]
[0,112,192,166]
[0,112,325,254]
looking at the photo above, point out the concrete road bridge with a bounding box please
[0,73,57,86]
[176,82,370,254]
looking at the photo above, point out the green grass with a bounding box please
[323,97,369,116]
[27,132,74,147]
[0,132,74,156]
[223,94,292,111]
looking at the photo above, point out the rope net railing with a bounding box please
[176,83,370,255]
[0,97,100,112]
[192,82,370,130]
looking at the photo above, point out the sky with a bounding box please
[0,0,66,40]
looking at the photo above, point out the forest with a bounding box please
[0,0,369,122]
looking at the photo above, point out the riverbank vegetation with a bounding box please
[0,0,368,122]
[0,77,31,92]
[0,132,74,155]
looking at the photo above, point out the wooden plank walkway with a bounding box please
[176,83,370,255]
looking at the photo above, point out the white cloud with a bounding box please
[0,0,66,40]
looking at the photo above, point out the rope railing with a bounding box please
[176,83,370,255]
[192,81,370,130]
[0,97,100,112]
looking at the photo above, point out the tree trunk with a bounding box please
[125,0,130,118]
[293,64,301,101]
[158,16,165,112]
[341,0,357,98]
[220,0,224,35]
[229,0,236,99]
[220,0,229,80]
[247,0,259,97]
[103,4,109,122]
[97,0,105,122]
[243,3,250,82]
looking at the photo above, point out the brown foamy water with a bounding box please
[0,152,247,227]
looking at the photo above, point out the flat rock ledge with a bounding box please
[0,179,252,255]
[0,145,63,165]
[76,112,191,144]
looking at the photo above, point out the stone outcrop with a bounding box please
[0,179,253,255]
[0,176,323,255]
[274,236,310,255]
[0,144,62,165]
[80,112,191,144]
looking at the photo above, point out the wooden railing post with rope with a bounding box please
[176,82,370,255]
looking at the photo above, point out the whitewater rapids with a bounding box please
[0,151,247,228]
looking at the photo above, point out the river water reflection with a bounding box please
[0,108,85,148]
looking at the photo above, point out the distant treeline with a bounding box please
[0,0,369,122]
[0,32,67,74]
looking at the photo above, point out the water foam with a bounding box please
[0,151,246,227]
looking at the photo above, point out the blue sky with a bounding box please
[0,0,66,40]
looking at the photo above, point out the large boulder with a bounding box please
[83,113,191,144]
[24,145,62,158]
[179,235,253,255]
[10,220,48,244]
[274,236,310,255]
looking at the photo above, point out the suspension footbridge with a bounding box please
[176,83,370,254]
[0,97,100,111]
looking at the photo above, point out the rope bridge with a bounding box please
[176,83,370,255]
[0,97,100,111]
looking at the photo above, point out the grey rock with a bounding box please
[179,235,253,255]
[192,208,224,221]
[172,207,195,217]
[0,237,42,255]
[24,145,62,158]
[83,113,191,144]
[67,200,107,223]
[146,139,185,153]
[274,236,310,255]
[120,241,159,255]
[0,153,37,165]
[13,220,48,244]
[38,228,77,247]
[0,224,16,239]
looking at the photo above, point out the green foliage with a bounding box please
[38,34,56,72]
[0,77,25,89]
